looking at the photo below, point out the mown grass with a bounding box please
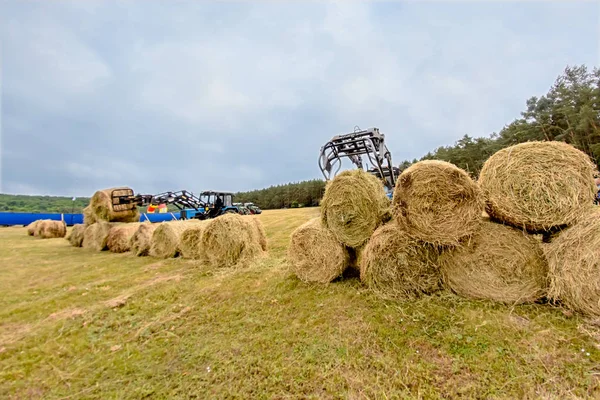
[1,207,599,399]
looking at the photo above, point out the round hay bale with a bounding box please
[320,169,390,248]
[478,141,598,232]
[360,223,441,300]
[67,224,86,247]
[89,187,140,223]
[26,220,40,236]
[82,221,117,251]
[35,220,67,239]
[288,218,349,284]
[150,220,204,259]
[392,160,484,246]
[107,223,142,253]
[439,219,548,304]
[179,222,210,259]
[201,213,263,268]
[546,209,600,317]
[83,205,96,226]
[129,223,158,256]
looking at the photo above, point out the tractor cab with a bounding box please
[199,191,239,217]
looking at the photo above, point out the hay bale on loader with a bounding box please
[179,222,210,260]
[129,223,158,256]
[546,209,600,318]
[201,213,264,268]
[360,223,441,300]
[288,218,349,284]
[392,160,484,246]
[35,220,67,239]
[150,220,204,259]
[89,187,139,223]
[82,221,117,251]
[107,223,142,253]
[478,141,597,232]
[26,220,40,236]
[320,169,390,248]
[438,219,548,304]
[67,224,86,247]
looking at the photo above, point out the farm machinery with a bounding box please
[111,189,244,220]
[318,126,399,198]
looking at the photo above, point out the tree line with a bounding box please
[1,65,598,212]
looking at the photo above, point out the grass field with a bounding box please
[1,207,599,399]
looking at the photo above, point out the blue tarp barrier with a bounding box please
[0,212,181,226]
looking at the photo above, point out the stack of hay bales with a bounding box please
[288,169,390,284]
[361,160,484,300]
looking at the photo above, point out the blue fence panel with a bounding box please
[0,211,182,226]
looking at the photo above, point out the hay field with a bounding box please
[1,208,599,399]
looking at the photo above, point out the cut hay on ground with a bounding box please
[201,213,264,268]
[82,221,118,251]
[360,223,441,300]
[26,220,40,236]
[320,169,390,248]
[392,160,484,246]
[478,141,598,232]
[35,220,67,239]
[438,219,548,304]
[129,223,158,256]
[83,205,96,226]
[149,220,204,259]
[288,218,349,284]
[89,187,139,223]
[107,223,142,253]
[179,222,210,259]
[67,224,86,247]
[546,209,600,317]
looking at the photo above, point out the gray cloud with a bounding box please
[1,1,598,196]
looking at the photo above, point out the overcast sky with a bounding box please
[1,1,598,197]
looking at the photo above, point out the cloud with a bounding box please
[0,0,598,196]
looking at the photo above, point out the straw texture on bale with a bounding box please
[107,223,142,253]
[179,222,210,259]
[288,218,349,284]
[89,187,139,223]
[27,220,40,236]
[129,223,158,256]
[546,209,600,317]
[360,223,441,300]
[83,221,117,251]
[392,160,484,246]
[320,169,390,248]
[478,141,598,232]
[36,220,67,239]
[439,219,548,304]
[67,224,86,247]
[250,217,268,251]
[201,213,264,268]
[83,206,96,226]
[150,220,204,259]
